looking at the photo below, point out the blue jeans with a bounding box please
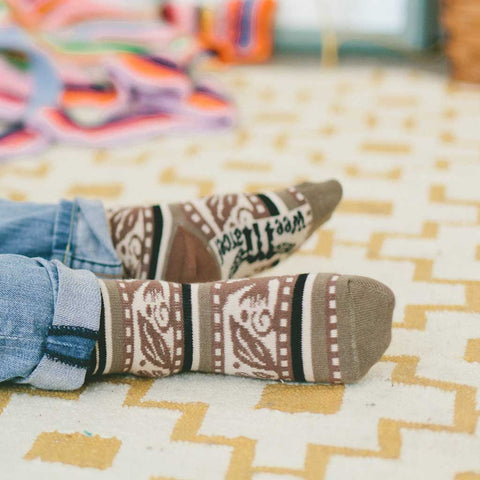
[0,198,122,390]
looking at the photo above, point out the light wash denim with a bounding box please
[0,198,122,276]
[0,198,122,390]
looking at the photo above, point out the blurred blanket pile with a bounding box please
[0,0,275,160]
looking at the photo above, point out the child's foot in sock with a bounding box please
[106,180,342,282]
[92,273,394,384]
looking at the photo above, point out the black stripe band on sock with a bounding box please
[291,273,308,382]
[148,205,163,279]
[93,297,107,376]
[182,284,193,372]
[257,193,280,216]
[87,344,98,378]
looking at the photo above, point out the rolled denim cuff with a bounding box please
[51,198,122,278]
[18,260,101,391]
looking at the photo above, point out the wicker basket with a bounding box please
[442,0,480,83]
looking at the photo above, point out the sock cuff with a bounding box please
[93,278,191,377]
[107,206,164,280]
[92,279,128,376]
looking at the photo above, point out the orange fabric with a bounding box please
[61,89,118,107]
[187,92,226,110]
[119,54,185,81]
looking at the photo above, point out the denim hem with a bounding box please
[18,260,101,391]
[51,199,76,266]
[51,198,123,278]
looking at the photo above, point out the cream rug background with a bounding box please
[0,62,479,479]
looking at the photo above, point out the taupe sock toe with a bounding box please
[294,179,343,230]
[337,275,395,383]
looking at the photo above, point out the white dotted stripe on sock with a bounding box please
[139,207,154,279]
[287,186,308,207]
[279,276,295,380]
[212,282,224,374]
[182,202,216,240]
[116,281,134,372]
[171,283,183,373]
[326,274,342,384]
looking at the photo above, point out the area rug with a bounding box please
[0,61,479,479]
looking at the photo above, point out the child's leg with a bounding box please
[0,198,122,277]
[107,180,342,282]
[0,254,100,390]
[0,200,57,259]
[0,254,393,390]
[0,179,342,284]
[93,273,394,384]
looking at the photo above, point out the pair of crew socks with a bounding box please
[91,273,394,384]
[97,180,394,384]
[106,180,343,283]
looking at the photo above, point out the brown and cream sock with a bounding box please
[91,273,394,384]
[106,180,342,283]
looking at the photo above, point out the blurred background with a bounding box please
[0,0,477,158]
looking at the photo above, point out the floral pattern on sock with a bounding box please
[107,207,154,279]
[211,276,298,381]
[119,279,184,377]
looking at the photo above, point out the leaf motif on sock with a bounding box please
[205,193,258,231]
[108,206,153,278]
[138,315,172,370]
[222,279,280,375]
[205,194,239,230]
[134,282,173,371]
[229,316,275,371]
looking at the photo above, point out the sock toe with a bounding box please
[294,179,343,230]
[341,275,394,382]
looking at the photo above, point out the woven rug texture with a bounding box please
[0,63,479,479]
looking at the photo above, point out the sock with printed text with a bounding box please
[106,180,342,283]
